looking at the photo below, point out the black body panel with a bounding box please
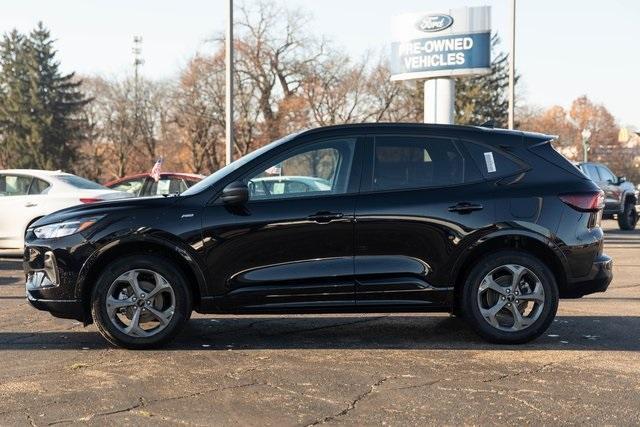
[22,123,612,322]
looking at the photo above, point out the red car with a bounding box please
[105,173,204,197]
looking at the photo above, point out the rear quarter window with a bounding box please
[462,140,526,179]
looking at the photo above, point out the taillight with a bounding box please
[80,198,102,204]
[559,191,604,212]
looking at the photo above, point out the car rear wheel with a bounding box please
[461,250,558,344]
[91,255,192,349]
[617,200,638,230]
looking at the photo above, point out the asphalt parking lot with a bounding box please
[1,220,639,426]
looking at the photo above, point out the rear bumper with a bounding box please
[562,254,613,298]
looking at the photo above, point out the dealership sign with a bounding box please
[390,6,491,81]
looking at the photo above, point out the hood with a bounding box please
[32,195,180,227]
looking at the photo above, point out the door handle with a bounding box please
[307,211,344,223]
[25,202,38,207]
[448,202,483,214]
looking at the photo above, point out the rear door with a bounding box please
[354,134,494,308]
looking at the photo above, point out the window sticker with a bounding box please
[483,152,496,173]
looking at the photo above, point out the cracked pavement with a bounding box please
[1,220,639,425]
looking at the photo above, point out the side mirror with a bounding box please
[618,176,627,184]
[221,181,249,206]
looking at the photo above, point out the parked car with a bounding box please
[0,170,131,256]
[249,176,331,197]
[24,124,612,348]
[105,173,204,197]
[576,162,638,230]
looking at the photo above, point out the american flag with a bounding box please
[265,164,282,175]
[150,157,163,182]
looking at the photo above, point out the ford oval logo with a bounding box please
[416,14,454,32]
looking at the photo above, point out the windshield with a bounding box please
[56,175,106,190]
[182,132,299,196]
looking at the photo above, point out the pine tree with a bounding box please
[0,22,90,170]
[455,35,517,128]
[0,30,31,167]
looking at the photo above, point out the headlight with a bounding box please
[33,215,104,239]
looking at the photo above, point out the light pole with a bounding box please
[225,0,234,165]
[508,0,516,129]
[582,128,592,163]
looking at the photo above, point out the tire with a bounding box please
[617,200,638,230]
[91,254,192,349]
[461,250,559,344]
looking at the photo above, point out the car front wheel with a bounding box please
[462,251,559,344]
[91,255,192,349]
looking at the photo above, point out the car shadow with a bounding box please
[0,315,638,351]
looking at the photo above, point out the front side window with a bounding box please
[372,136,465,190]
[0,174,32,196]
[597,166,616,183]
[583,164,600,181]
[246,138,355,201]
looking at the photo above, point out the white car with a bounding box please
[0,169,131,255]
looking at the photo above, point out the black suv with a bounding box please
[577,162,638,230]
[24,124,612,348]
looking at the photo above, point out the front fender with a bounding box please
[75,232,208,303]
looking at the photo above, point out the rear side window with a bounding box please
[148,178,189,196]
[29,178,51,195]
[371,136,472,190]
[463,140,525,179]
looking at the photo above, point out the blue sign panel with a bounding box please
[390,6,492,81]
[391,32,491,77]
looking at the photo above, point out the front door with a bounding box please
[354,134,495,308]
[202,137,361,311]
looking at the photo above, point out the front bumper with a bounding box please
[27,295,85,320]
[562,254,613,298]
[24,233,95,322]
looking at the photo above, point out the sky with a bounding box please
[1,0,639,126]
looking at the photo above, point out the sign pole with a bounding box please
[424,78,455,124]
[508,0,516,129]
[225,0,234,165]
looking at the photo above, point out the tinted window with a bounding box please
[29,178,51,195]
[246,138,355,200]
[597,166,616,183]
[372,136,466,190]
[56,175,105,189]
[464,141,524,179]
[0,175,32,196]
[111,178,146,195]
[147,178,188,196]
[583,164,600,181]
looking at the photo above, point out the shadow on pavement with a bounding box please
[0,315,638,351]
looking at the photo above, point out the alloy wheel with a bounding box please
[476,264,545,331]
[105,269,176,338]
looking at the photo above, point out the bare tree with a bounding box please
[173,55,225,173]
